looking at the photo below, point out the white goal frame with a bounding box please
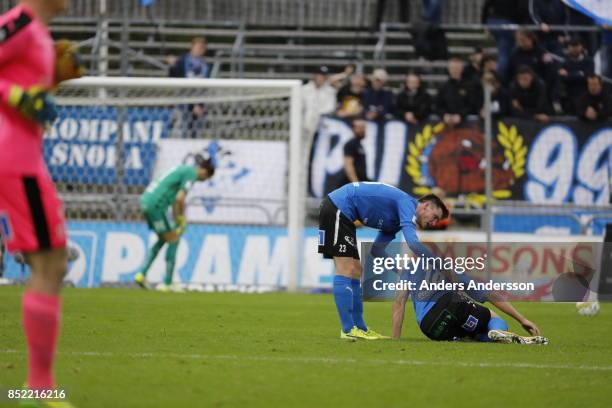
[59,77,304,291]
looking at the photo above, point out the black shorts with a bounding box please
[317,196,359,260]
[419,292,491,341]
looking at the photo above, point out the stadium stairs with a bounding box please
[50,18,492,93]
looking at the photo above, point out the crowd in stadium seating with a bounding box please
[301,25,611,134]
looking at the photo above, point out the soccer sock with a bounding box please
[164,242,179,285]
[22,291,61,390]
[478,317,509,342]
[351,278,367,331]
[141,239,165,277]
[333,275,355,333]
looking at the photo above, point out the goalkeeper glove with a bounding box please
[175,215,187,236]
[7,85,58,125]
[54,39,86,86]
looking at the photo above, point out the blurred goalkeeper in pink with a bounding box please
[0,0,72,399]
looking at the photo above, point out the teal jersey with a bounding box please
[140,165,198,211]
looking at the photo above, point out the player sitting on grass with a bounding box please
[135,155,214,291]
[318,181,447,340]
[389,265,549,344]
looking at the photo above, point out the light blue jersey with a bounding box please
[329,182,486,324]
[328,182,418,239]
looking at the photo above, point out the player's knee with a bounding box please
[161,231,179,243]
[333,258,353,277]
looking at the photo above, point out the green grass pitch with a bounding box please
[0,286,610,407]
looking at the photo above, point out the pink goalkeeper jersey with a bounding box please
[0,4,55,175]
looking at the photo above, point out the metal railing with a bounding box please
[374,22,605,66]
[1,0,485,27]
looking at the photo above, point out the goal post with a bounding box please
[50,76,304,291]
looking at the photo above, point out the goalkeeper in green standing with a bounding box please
[135,154,215,291]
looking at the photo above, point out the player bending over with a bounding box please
[135,156,214,291]
[0,1,82,407]
[318,181,447,340]
[390,268,549,344]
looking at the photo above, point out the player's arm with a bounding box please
[343,156,359,183]
[173,189,187,218]
[371,230,396,258]
[172,189,188,234]
[0,13,56,125]
[401,225,436,259]
[486,294,541,336]
[392,289,409,339]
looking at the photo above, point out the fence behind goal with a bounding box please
[7,77,307,290]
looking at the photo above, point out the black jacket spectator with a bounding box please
[337,85,365,107]
[509,69,550,119]
[396,87,432,122]
[576,76,611,122]
[436,79,481,118]
[558,41,594,114]
[336,74,367,118]
[508,39,550,83]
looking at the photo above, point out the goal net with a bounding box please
[36,77,305,290]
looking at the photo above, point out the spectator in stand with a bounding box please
[328,64,355,90]
[507,29,555,85]
[168,37,211,138]
[576,74,611,122]
[566,4,598,57]
[481,71,510,119]
[482,0,531,81]
[395,72,432,124]
[168,37,210,79]
[302,66,337,139]
[336,73,367,118]
[462,47,485,84]
[337,119,369,189]
[557,38,594,114]
[509,65,550,122]
[436,58,482,127]
[481,54,499,75]
[363,69,395,121]
[529,0,569,55]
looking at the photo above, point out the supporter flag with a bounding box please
[140,0,156,6]
[561,0,612,25]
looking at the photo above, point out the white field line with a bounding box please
[1,349,612,372]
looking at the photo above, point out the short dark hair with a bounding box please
[587,73,602,83]
[192,37,206,45]
[418,194,450,220]
[517,65,534,77]
[517,29,537,43]
[194,154,215,177]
